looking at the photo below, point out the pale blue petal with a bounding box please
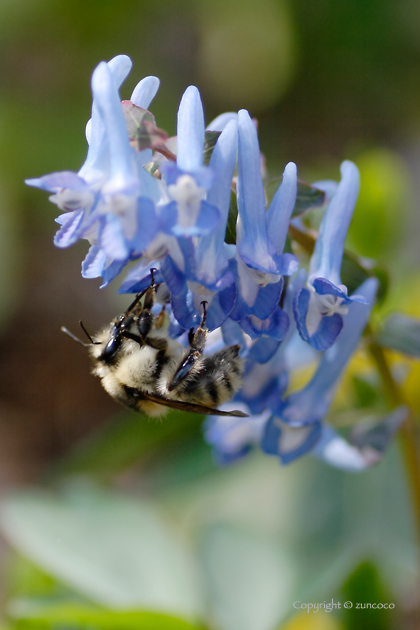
[107,55,133,89]
[247,337,281,364]
[240,307,289,341]
[118,261,164,293]
[283,278,378,425]
[26,172,87,192]
[171,200,220,237]
[229,270,283,321]
[311,425,369,470]
[195,120,238,285]
[236,109,277,274]
[160,255,186,297]
[130,198,159,254]
[91,62,138,193]
[267,162,297,255]
[171,287,196,330]
[221,319,245,349]
[82,56,132,180]
[100,214,129,261]
[205,286,237,331]
[99,259,127,288]
[294,287,344,351]
[206,112,237,131]
[136,162,161,201]
[53,210,84,248]
[274,253,299,277]
[205,407,268,465]
[261,417,322,463]
[310,160,360,285]
[176,86,204,172]
[82,245,107,278]
[130,76,160,109]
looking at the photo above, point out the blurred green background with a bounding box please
[1,0,420,628]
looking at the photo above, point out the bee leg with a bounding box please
[137,268,158,341]
[155,306,166,330]
[168,301,208,391]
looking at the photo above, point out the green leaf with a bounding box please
[8,599,204,630]
[341,560,394,630]
[224,190,238,245]
[203,131,221,165]
[376,314,420,358]
[265,177,325,217]
[199,524,294,630]
[0,485,203,619]
[53,409,203,478]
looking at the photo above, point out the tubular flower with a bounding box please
[206,278,404,469]
[26,56,162,287]
[294,161,368,351]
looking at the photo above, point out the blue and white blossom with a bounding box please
[294,160,368,351]
[26,55,162,287]
[227,110,298,341]
[206,278,402,469]
[27,54,403,471]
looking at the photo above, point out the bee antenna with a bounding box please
[61,326,92,347]
[79,321,99,345]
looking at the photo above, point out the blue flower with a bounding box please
[206,277,400,470]
[261,277,377,462]
[294,160,368,351]
[119,115,239,332]
[26,56,161,287]
[225,110,298,341]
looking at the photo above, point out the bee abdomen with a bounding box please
[171,345,244,407]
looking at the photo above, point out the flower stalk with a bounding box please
[368,335,420,551]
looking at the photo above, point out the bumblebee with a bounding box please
[62,271,247,418]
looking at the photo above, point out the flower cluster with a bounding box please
[27,55,403,469]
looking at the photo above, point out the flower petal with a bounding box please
[53,210,84,248]
[118,260,164,293]
[310,160,360,285]
[176,86,205,172]
[247,337,282,364]
[236,109,277,275]
[25,172,87,192]
[206,112,237,131]
[267,162,297,256]
[130,76,160,109]
[293,287,344,351]
[240,307,289,341]
[284,278,378,424]
[91,62,138,194]
[195,120,238,285]
[261,416,322,464]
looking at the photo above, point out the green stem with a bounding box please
[368,335,420,551]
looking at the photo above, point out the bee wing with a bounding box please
[141,391,249,418]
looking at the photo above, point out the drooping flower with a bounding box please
[227,110,299,341]
[26,56,162,287]
[293,160,368,351]
[206,277,403,469]
[119,99,239,332]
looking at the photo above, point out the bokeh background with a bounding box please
[0,0,420,628]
